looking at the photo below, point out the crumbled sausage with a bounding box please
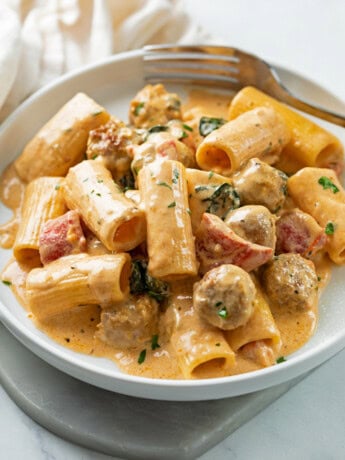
[261,253,318,311]
[129,84,182,128]
[193,264,256,330]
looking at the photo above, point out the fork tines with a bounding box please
[143,45,244,90]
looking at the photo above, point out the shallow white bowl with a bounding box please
[0,49,345,401]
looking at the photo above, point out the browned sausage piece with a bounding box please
[261,253,318,311]
[97,295,159,348]
[231,158,288,213]
[193,264,256,330]
[225,205,276,249]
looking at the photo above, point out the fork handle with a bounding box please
[268,80,345,127]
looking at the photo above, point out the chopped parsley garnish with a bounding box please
[182,123,193,132]
[167,201,176,208]
[96,193,101,197]
[138,349,146,364]
[179,131,188,140]
[130,260,169,303]
[325,222,335,235]
[215,301,223,307]
[172,168,180,184]
[148,125,169,134]
[217,307,228,319]
[92,111,103,116]
[97,179,103,183]
[2,280,11,286]
[134,102,145,116]
[91,154,98,160]
[318,176,339,193]
[276,356,286,364]
[195,185,209,193]
[199,116,227,136]
[202,183,240,217]
[55,184,61,190]
[208,171,214,179]
[151,334,160,350]
[157,181,172,190]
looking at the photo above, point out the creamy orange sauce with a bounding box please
[0,89,333,380]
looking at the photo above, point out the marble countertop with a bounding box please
[2,1,345,459]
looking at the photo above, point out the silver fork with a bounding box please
[143,44,345,127]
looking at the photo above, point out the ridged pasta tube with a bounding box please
[13,177,67,264]
[228,86,344,175]
[138,159,198,280]
[288,167,345,264]
[196,107,290,176]
[63,160,146,252]
[14,93,110,182]
[26,253,131,319]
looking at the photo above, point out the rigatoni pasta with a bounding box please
[0,82,344,381]
[63,160,146,252]
[138,159,198,280]
[13,177,66,264]
[228,86,344,175]
[15,93,110,182]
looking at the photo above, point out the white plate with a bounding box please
[0,49,345,401]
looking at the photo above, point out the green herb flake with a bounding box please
[276,356,287,364]
[55,184,61,190]
[325,221,335,235]
[186,208,192,215]
[208,171,214,179]
[157,181,172,190]
[96,193,101,197]
[179,131,188,140]
[317,275,322,282]
[83,178,89,182]
[167,201,176,208]
[318,176,339,193]
[134,102,145,116]
[91,154,98,160]
[138,349,147,364]
[172,168,180,184]
[195,185,209,193]
[2,280,11,286]
[215,343,221,347]
[148,125,168,134]
[199,116,227,136]
[182,124,193,132]
[217,307,228,319]
[151,334,160,350]
[215,301,223,307]
[92,111,103,117]
[97,179,103,183]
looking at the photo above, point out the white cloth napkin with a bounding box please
[0,0,209,122]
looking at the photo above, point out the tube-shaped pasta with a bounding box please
[168,281,235,378]
[13,177,67,264]
[63,160,146,252]
[185,168,235,232]
[14,93,110,182]
[228,86,344,175]
[26,253,131,320]
[138,159,198,280]
[196,107,290,176]
[225,281,281,360]
[288,167,345,264]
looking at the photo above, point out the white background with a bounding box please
[1,1,345,459]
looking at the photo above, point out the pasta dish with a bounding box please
[0,83,344,379]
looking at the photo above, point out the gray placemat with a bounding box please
[0,323,308,459]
